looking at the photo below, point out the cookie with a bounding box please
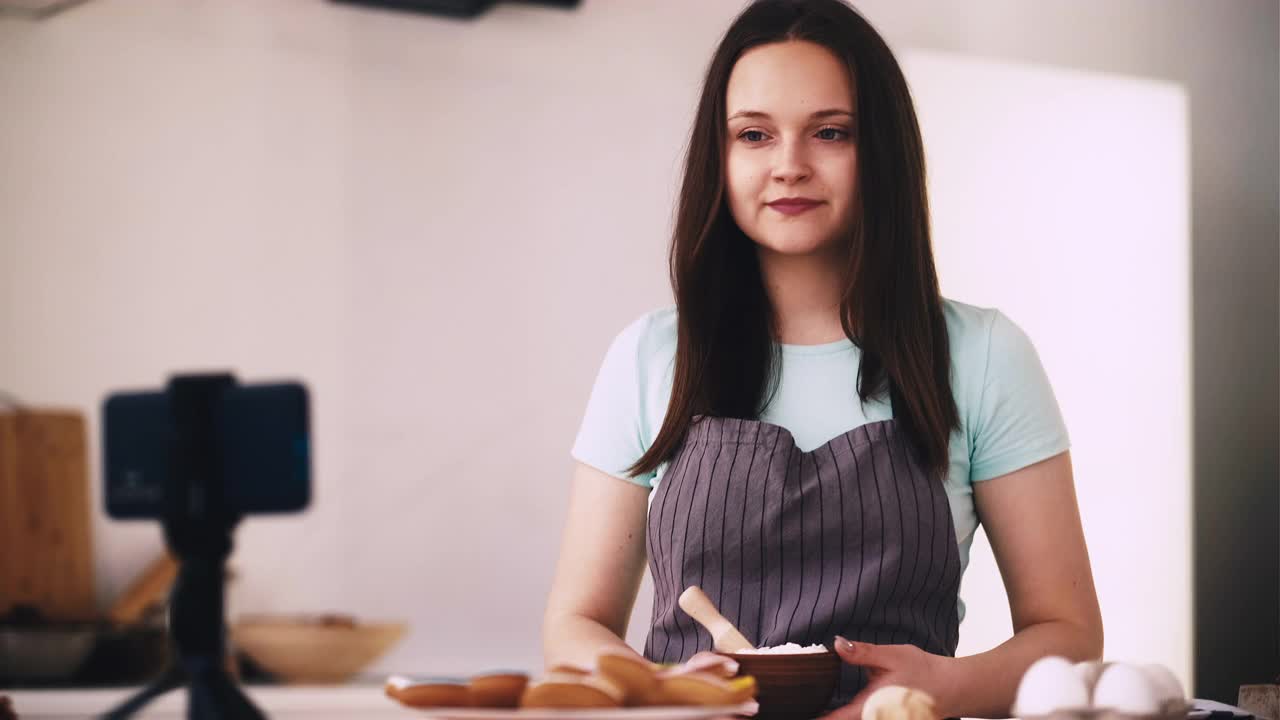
[596,651,661,705]
[469,672,530,708]
[658,671,757,706]
[520,675,624,709]
[385,676,471,708]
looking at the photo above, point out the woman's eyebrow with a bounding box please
[726,108,855,121]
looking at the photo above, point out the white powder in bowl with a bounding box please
[737,643,828,654]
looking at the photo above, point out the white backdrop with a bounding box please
[0,0,1189,693]
[905,52,1190,682]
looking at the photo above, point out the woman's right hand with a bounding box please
[541,461,651,670]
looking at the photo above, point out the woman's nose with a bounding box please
[770,139,812,184]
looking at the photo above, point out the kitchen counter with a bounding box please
[6,684,1262,720]
[2,684,416,718]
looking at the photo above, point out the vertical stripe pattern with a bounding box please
[644,415,962,710]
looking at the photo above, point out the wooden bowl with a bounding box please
[719,649,841,719]
[231,615,406,684]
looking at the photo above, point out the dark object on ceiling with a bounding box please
[330,0,580,20]
[0,0,91,20]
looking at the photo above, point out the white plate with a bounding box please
[403,704,757,719]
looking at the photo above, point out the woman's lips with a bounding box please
[766,198,822,215]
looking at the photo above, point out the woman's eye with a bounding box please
[740,130,769,143]
[816,127,849,141]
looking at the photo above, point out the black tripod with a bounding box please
[102,377,267,720]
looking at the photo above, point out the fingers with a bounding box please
[834,636,910,671]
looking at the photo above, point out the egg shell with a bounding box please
[1074,661,1109,694]
[1139,664,1186,710]
[1015,656,1091,716]
[1093,663,1161,715]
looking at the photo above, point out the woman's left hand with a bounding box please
[818,636,958,720]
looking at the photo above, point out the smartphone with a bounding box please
[103,380,310,519]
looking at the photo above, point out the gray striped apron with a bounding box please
[643,414,962,710]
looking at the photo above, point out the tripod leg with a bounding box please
[187,665,266,720]
[212,672,267,720]
[100,663,185,720]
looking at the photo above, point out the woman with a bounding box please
[542,1,1103,717]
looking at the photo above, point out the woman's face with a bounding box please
[724,41,858,259]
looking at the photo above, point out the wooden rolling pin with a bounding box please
[107,553,179,624]
[677,586,753,653]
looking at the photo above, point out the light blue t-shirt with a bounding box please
[570,298,1070,623]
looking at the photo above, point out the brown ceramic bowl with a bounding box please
[719,649,841,720]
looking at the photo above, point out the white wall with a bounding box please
[905,52,1190,681]
[0,0,1216,695]
[854,1,1279,699]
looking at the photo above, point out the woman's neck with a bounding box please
[757,246,847,345]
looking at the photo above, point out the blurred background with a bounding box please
[0,0,1275,708]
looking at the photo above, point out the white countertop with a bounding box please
[2,684,415,719]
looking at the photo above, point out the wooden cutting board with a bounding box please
[0,409,95,620]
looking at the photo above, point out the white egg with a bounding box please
[1074,660,1108,694]
[861,685,936,720]
[1014,656,1090,716]
[1093,663,1161,715]
[1140,663,1186,709]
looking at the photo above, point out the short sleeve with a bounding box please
[968,311,1071,482]
[570,316,657,488]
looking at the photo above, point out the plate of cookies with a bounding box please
[384,649,758,719]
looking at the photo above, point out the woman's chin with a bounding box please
[753,235,841,258]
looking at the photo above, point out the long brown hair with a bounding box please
[629,0,957,479]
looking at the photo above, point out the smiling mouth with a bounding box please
[766,199,822,216]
